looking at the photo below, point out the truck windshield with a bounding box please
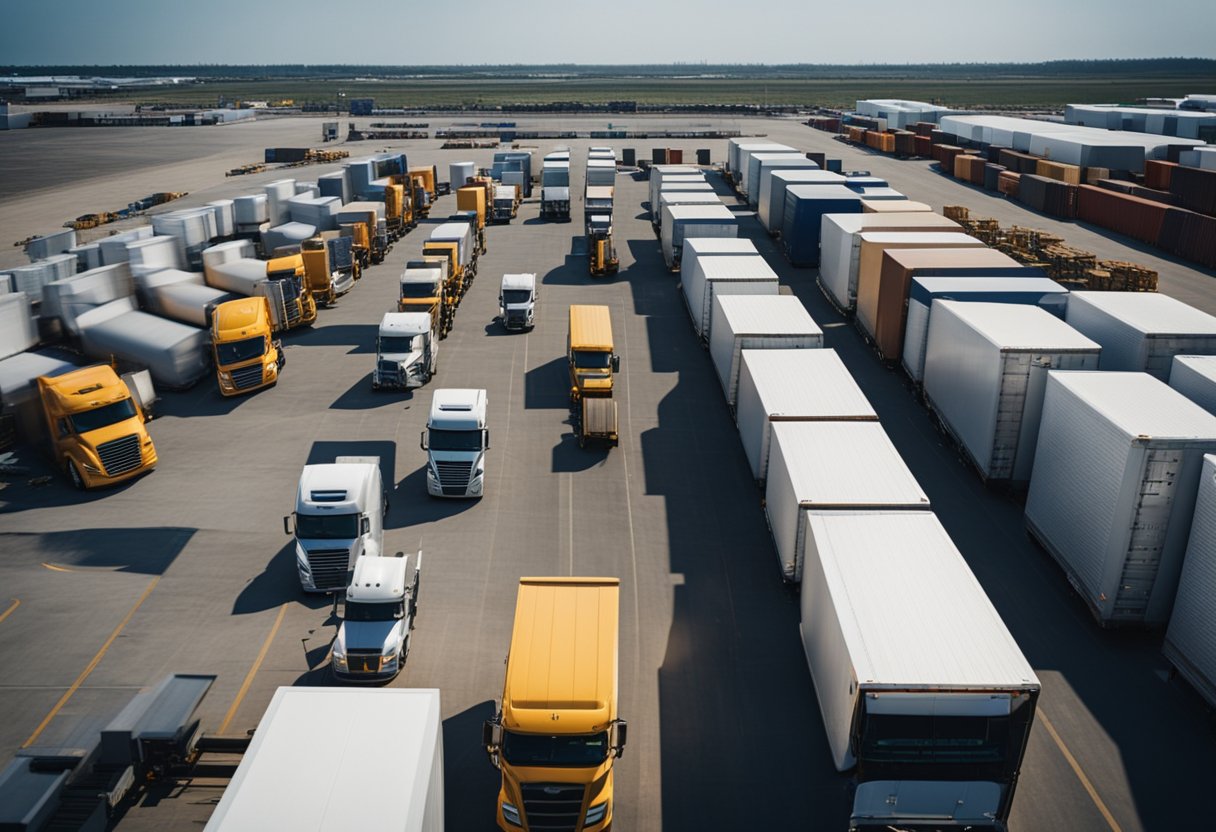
[295,513,359,540]
[345,601,404,622]
[427,427,483,452]
[70,398,138,434]
[216,336,266,366]
[400,282,439,299]
[543,171,570,187]
[859,714,1010,766]
[501,289,531,306]
[380,335,416,354]
[501,731,609,768]
[573,350,612,369]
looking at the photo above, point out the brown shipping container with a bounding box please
[1076,185,1167,244]
[915,122,936,137]
[1035,159,1083,185]
[855,233,988,354]
[998,148,1040,175]
[862,199,934,213]
[1158,207,1216,269]
[998,171,1021,198]
[1169,165,1216,216]
[1143,160,1177,191]
[967,156,987,186]
[953,154,976,180]
[914,135,932,157]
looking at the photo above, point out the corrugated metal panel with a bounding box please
[747,154,812,207]
[709,295,822,406]
[662,204,738,269]
[736,349,877,481]
[1163,454,1216,707]
[682,254,778,336]
[1170,355,1216,414]
[1067,292,1216,379]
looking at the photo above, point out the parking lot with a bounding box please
[1,118,1215,830]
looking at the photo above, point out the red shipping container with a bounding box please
[1076,185,1168,244]
[1143,160,1176,191]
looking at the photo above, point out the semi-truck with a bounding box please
[372,312,437,390]
[423,223,475,298]
[301,234,357,305]
[37,364,157,489]
[399,261,453,338]
[332,552,422,682]
[567,305,619,403]
[541,161,571,221]
[483,577,627,832]
[203,687,444,832]
[202,255,317,331]
[421,388,488,498]
[499,273,537,332]
[210,297,285,397]
[285,456,386,592]
[492,185,518,223]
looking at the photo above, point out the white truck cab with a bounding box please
[498,273,537,332]
[285,456,386,592]
[421,389,489,498]
[373,312,436,390]
[332,551,421,682]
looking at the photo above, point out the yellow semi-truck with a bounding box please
[483,577,627,832]
[211,296,285,396]
[37,365,157,489]
[567,305,619,403]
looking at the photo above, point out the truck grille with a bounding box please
[231,364,265,390]
[435,460,472,496]
[520,782,585,831]
[378,359,402,378]
[305,548,350,590]
[345,650,383,674]
[506,311,527,328]
[97,434,142,476]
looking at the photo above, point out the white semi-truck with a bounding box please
[541,161,571,221]
[421,388,489,498]
[373,312,437,390]
[333,552,422,682]
[499,273,537,332]
[204,687,444,831]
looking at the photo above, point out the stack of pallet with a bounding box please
[1085,261,1159,292]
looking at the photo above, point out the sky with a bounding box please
[3,0,1215,65]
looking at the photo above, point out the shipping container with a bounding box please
[735,349,877,482]
[679,239,758,292]
[317,170,351,204]
[861,199,933,214]
[1162,454,1216,708]
[781,185,863,267]
[728,141,792,186]
[449,161,475,191]
[903,275,1069,382]
[709,295,823,407]
[5,256,78,305]
[1065,292,1216,379]
[233,194,270,230]
[0,293,38,360]
[41,264,135,336]
[0,350,79,442]
[661,204,737,270]
[263,179,296,226]
[655,191,722,232]
[924,302,1100,484]
[1025,371,1216,626]
[647,165,701,212]
[75,297,209,389]
[261,222,318,255]
[765,421,930,581]
[759,169,847,234]
[287,196,340,232]
[124,236,182,278]
[23,228,76,262]
[1170,355,1216,414]
[681,254,778,337]
[748,154,816,208]
[207,199,236,238]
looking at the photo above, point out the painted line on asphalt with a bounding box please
[0,598,20,625]
[41,562,73,572]
[1039,708,1123,832]
[218,603,287,734]
[22,576,160,748]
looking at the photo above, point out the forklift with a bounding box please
[587,215,619,277]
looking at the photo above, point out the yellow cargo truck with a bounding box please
[422,239,469,302]
[483,577,627,832]
[383,181,416,240]
[37,365,157,489]
[567,305,619,403]
[399,260,453,337]
[211,296,285,396]
[456,185,488,254]
[264,254,318,329]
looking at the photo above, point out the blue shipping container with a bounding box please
[782,185,863,267]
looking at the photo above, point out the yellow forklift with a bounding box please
[587,214,619,277]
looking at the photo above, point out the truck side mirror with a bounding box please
[483,429,490,450]
[611,355,621,373]
[283,515,293,535]
[419,430,428,451]
[361,517,371,536]
[482,720,502,749]
[614,720,628,757]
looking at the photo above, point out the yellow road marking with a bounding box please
[218,603,287,734]
[0,598,20,624]
[1039,709,1123,832]
[22,576,160,748]
[41,562,73,572]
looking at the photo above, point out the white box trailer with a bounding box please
[207,199,236,238]
[263,179,296,226]
[1170,355,1216,414]
[0,293,38,360]
[760,169,848,234]
[124,236,182,278]
[1025,371,1216,626]
[662,204,737,270]
[903,275,1069,383]
[733,143,794,192]
[449,160,475,190]
[799,511,1039,830]
[428,222,474,272]
[682,254,778,338]
[138,270,232,328]
[1163,454,1216,709]
[0,350,78,442]
[41,264,136,336]
[204,687,443,832]
[736,348,878,482]
[586,157,616,186]
[1065,292,1216,379]
[655,191,721,232]
[709,295,823,407]
[648,165,702,211]
[748,154,817,208]
[679,237,757,285]
[924,302,1101,485]
[75,297,210,390]
[728,139,787,180]
[765,421,931,581]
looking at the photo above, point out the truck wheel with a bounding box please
[67,460,85,490]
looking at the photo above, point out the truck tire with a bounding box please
[67,459,85,490]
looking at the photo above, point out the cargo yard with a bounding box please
[2,103,1216,832]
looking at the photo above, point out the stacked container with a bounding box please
[681,254,778,337]
[1065,292,1216,379]
[709,296,823,407]
[1025,371,1216,626]
[1170,355,1216,414]
[735,349,877,482]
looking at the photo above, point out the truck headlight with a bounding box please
[585,801,609,826]
[83,462,101,474]
[501,802,522,827]
[332,646,347,668]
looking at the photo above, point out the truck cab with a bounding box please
[285,456,386,592]
[303,235,357,304]
[428,221,476,282]
[421,388,489,498]
[211,296,284,397]
[568,305,620,403]
[373,312,437,390]
[492,185,518,223]
[37,364,157,490]
[499,273,537,332]
[541,162,571,221]
[332,552,421,682]
[399,261,451,337]
[263,253,318,329]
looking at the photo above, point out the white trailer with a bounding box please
[204,687,443,832]
[1065,292,1216,379]
[709,295,822,408]
[40,264,135,336]
[731,142,793,192]
[428,222,474,273]
[1163,454,1216,709]
[799,511,1039,830]
[924,302,1101,485]
[735,349,877,482]
[1025,371,1216,626]
[75,297,209,389]
[679,238,757,292]
[0,294,38,361]
[661,204,738,271]
[764,420,931,581]
[647,165,701,212]
[747,153,816,208]
[1170,355,1216,414]
[655,191,722,232]
[681,254,778,338]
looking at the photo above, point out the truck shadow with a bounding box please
[0,526,194,575]
[443,700,501,831]
[0,449,147,510]
[523,356,570,410]
[154,382,258,419]
[392,466,480,527]
[285,323,378,353]
[551,429,610,473]
[539,256,593,286]
[232,540,331,615]
[330,373,413,410]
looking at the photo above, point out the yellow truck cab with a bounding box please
[421,241,466,300]
[568,305,620,403]
[400,260,452,337]
[264,253,318,328]
[211,296,284,396]
[484,577,626,832]
[37,365,157,489]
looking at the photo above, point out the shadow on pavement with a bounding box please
[330,372,412,411]
[443,700,501,831]
[232,540,329,615]
[0,526,195,575]
[524,356,570,410]
[394,466,480,525]
[551,429,609,473]
[286,323,378,353]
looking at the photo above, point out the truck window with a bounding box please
[501,731,609,768]
[216,336,266,365]
[572,350,612,369]
[379,335,417,354]
[344,601,404,621]
[501,289,531,306]
[295,513,359,540]
[859,714,1010,766]
[400,282,439,299]
[427,427,484,451]
[69,398,137,434]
